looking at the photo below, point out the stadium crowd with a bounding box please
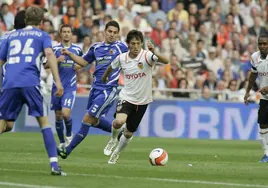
[0,0,267,102]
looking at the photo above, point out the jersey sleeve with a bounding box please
[42,33,53,49]
[78,47,83,56]
[250,53,258,73]
[82,44,96,63]
[0,39,8,62]
[145,50,158,67]
[111,54,121,69]
[117,41,128,53]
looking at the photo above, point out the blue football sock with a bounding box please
[55,120,65,143]
[96,117,112,133]
[64,117,72,137]
[41,127,59,170]
[66,122,90,155]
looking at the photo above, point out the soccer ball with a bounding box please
[149,148,168,166]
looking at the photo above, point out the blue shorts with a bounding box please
[87,87,117,118]
[0,86,48,121]
[51,90,76,110]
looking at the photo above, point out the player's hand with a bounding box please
[54,81,64,97]
[61,48,71,56]
[74,64,82,71]
[101,76,108,83]
[147,41,154,53]
[57,55,65,63]
[260,86,268,95]
[244,92,250,105]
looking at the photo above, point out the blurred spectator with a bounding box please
[173,78,190,98]
[146,0,166,28]
[77,16,93,41]
[63,6,80,29]
[170,68,185,88]
[204,46,223,75]
[204,71,217,90]
[2,3,14,30]
[161,28,186,59]
[226,79,240,101]
[115,9,132,35]
[125,0,137,21]
[105,0,123,19]
[185,69,196,89]
[49,5,62,31]
[82,0,94,17]
[152,77,166,99]
[196,39,208,59]
[248,16,267,36]
[215,80,228,101]
[91,0,106,15]
[180,45,207,75]
[199,87,216,102]
[167,0,189,23]
[217,58,239,81]
[151,19,167,48]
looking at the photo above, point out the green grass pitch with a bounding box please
[0,133,268,188]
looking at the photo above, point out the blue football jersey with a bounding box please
[52,43,83,92]
[0,26,51,89]
[0,30,16,88]
[82,41,128,90]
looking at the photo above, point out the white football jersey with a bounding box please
[251,51,268,100]
[111,49,158,105]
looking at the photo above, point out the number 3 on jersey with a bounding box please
[9,39,34,64]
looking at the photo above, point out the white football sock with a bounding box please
[260,128,268,155]
[114,134,133,154]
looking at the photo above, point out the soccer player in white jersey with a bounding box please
[244,32,268,162]
[101,29,169,164]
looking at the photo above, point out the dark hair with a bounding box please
[14,10,26,29]
[126,29,144,44]
[197,39,204,44]
[59,24,73,33]
[259,31,268,39]
[105,20,120,31]
[1,3,8,9]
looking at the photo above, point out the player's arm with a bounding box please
[45,48,63,96]
[147,41,169,64]
[61,49,88,67]
[102,55,121,83]
[102,66,113,83]
[244,57,258,105]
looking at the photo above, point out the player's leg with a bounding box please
[90,87,118,132]
[0,88,22,134]
[55,110,65,147]
[108,104,148,164]
[23,86,66,175]
[51,93,65,146]
[104,100,132,156]
[57,89,98,158]
[61,91,76,145]
[258,99,268,162]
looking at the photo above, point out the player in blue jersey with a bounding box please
[0,10,26,90]
[57,20,128,159]
[50,24,83,148]
[0,7,66,176]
